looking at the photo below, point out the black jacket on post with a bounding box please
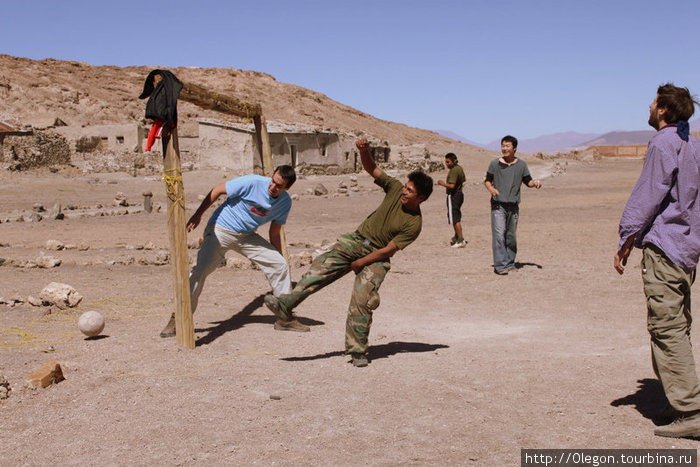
[138,69,183,127]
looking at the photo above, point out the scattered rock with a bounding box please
[45,239,65,250]
[39,282,83,309]
[32,204,46,212]
[292,251,313,268]
[313,184,328,196]
[114,192,128,206]
[138,251,169,266]
[49,203,64,220]
[28,212,43,223]
[27,295,44,307]
[0,373,10,400]
[25,360,65,388]
[226,257,255,269]
[36,255,61,268]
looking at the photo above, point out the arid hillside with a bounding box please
[0,54,493,166]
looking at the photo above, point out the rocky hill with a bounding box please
[0,54,493,169]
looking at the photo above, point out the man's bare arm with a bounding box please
[356,139,383,180]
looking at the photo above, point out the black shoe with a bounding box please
[351,354,369,367]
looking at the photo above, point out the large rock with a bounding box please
[36,255,61,268]
[313,184,329,196]
[26,360,64,388]
[45,239,65,250]
[39,282,83,309]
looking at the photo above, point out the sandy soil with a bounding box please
[1,158,698,466]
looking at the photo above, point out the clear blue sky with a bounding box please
[2,0,699,144]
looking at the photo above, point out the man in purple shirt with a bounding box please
[615,83,700,438]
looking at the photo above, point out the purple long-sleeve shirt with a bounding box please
[618,125,700,271]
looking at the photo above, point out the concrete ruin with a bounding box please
[53,123,146,153]
[198,119,389,175]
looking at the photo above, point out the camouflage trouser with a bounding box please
[277,232,390,355]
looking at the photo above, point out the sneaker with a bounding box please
[159,313,176,338]
[654,411,700,438]
[351,354,369,367]
[264,294,292,321]
[273,319,310,332]
[494,268,509,275]
[449,236,458,246]
[451,239,467,248]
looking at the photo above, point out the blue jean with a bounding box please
[490,201,519,272]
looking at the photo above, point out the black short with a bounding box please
[447,191,464,224]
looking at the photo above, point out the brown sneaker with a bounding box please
[159,313,176,338]
[654,411,700,438]
[273,318,310,332]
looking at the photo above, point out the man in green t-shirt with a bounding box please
[437,153,466,247]
[265,139,434,367]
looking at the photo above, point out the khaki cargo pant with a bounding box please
[643,244,700,413]
[190,223,292,313]
[277,232,390,355]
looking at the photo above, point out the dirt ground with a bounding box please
[1,158,699,466]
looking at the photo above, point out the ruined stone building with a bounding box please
[197,119,385,175]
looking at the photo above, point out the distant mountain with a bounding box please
[434,129,487,149]
[484,132,602,153]
[437,118,700,154]
[579,130,655,147]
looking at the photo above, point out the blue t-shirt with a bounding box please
[209,174,292,234]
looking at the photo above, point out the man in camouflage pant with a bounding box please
[265,139,433,367]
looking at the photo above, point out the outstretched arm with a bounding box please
[186,182,227,232]
[356,139,383,180]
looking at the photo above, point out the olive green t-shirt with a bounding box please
[446,164,465,194]
[356,172,422,250]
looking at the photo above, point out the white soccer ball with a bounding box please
[78,311,105,337]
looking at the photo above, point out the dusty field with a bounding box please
[1,158,698,466]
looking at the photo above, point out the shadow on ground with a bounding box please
[195,294,323,346]
[611,378,669,425]
[281,341,449,362]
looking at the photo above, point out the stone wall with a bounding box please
[1,131,70,170]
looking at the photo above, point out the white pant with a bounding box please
[189,223,291,313]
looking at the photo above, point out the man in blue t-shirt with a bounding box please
[160,165,309,337]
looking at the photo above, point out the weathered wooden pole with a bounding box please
[254,114,289,261]
[161,128,195,349]
[180,82,262,118]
